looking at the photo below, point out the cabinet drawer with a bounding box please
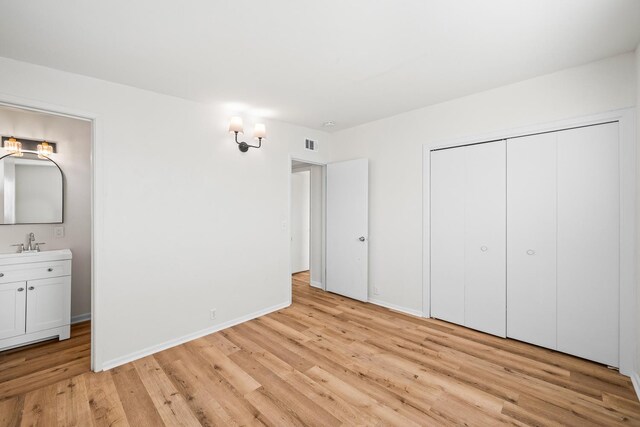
[0,260,71,284]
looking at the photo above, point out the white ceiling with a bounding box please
[0,0,639,131]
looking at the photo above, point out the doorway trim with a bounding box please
[0,93,99,371]
[288,155,327,300]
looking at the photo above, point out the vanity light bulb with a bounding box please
[37,142,53,159]
[5,138,23,156]
[4,137,22,154]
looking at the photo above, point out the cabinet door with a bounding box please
[26,276,71,333]
[463,141,506,337]
[507,133,558,350]
[431,147,466,325]
[0,281,27,339]
[557,123,619,367]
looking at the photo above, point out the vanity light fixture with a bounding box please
[3,137,23,157]
[37,141,53,159]
[1,136,57,157]
[228,116,267,152]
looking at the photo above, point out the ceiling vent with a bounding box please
[305,138,317,151]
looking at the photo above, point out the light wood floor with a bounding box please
[0,320,91,403]
[1,271,639,426]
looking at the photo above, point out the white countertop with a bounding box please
[0,249,72,266]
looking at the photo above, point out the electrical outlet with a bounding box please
[209,309,217,320]
[53,226,64,238]
[373,286,380,295]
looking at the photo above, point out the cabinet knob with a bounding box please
[47,268,53,272]
[480,246,488,252]
[28,286,34,291]
[0,273,4,277]
[526,249,536,255]
[17,287,24,292]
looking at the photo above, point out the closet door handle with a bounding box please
[47,268,53,272]
[28,286,34,291]
[480,246,488,252]
[17,287,24,292]
[0,273,4,277]
[526,249,536,255]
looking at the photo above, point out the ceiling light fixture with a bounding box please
[228,116,267,152]
[322,121,335,127]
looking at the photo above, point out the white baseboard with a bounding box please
[100,301,291,371]
[71,313,91,324]
[310,280,322,289]
[368,298,423,317]
[631,371,640,402]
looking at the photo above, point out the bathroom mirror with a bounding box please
[0,152,63,224]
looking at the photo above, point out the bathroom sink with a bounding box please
[0,249,72,265]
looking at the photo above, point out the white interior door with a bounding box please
[463,142,506,337]
[507,133,558,349]
[0,281,26,339]
[556,123,619,367]
[430,148,465,325]
[326,159,368,301]
[291,170,310,274]
[26,276,71,333]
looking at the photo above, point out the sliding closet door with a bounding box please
[431,141,506,337]
[464,142,506,337]
[431,147,465,325]
[507,133,557,349]
[557,123,619,367]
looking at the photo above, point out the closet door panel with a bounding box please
[464,141,506,337]
[507,133,557,349]
[430,148,465,325]
[557,123,619,367]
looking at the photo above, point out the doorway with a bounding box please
[290,159,325,292]
[0,101,95,399]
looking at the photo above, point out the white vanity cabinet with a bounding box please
[0,249,72,351]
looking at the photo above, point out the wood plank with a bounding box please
[229,350,342,427]
[83,371,130,427]
[111,365,165,427]
[133,356,201,426]
[54,375,95,427]
[0,395,23,427]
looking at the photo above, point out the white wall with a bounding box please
[0,56,330,370]
[329,52,637,315]
[290,170,310,273]
[0,107,92,320]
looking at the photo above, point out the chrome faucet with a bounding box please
[11,232,45,253]
[26,232,35,252]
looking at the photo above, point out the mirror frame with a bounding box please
[0,152,64,225]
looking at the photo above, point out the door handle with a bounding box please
[359,236,366,242]
[28,286,34,291]
[17,287,24,292]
